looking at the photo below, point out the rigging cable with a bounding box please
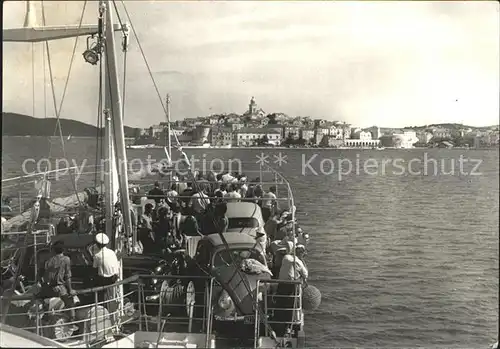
[42,0,88,207]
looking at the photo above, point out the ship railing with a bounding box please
[1,225,56,266]
[1,274,302,347]
[129,192,293,202]
[1,274,140,347]
[1,164,104,218]
[1,226,55,244]
[130,160,296,208]
[134,274,215,348]
[2,161,295,210]
[253,279,303,349]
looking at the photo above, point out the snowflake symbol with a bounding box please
[273,152,287,166]
[255,152,269,166]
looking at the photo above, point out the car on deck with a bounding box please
[158,233,274,336]
[225,202,266,239]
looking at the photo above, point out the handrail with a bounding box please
[1,273,304,347]
[1,275,140,302]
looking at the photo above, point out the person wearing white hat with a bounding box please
[275,241,308,335]
[277,241,307,281]
[92,233,120,290]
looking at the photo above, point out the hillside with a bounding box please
[2,112,140,137]
[403,123,495,131]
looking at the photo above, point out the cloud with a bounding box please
[2,1,499,128]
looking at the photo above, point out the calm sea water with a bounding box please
[2,136,499,347]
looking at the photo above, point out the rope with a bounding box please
[42,0,87,207]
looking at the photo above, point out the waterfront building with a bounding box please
[320,136,344,147]
[351,130,372,140]
[191,125,211,144]
[283,125,300,140]
[392,130,418,148]
[314,127,330,139]
[344,139,381,147]
[328,125,343,139]
[234,128,281,146]
[300,128,315,143]
[210,126,233,146]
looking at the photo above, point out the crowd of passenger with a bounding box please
[1,171,310,337]
[48,170,310,288]
[136,171,310,284]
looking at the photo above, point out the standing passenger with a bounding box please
[261,186,277,222]
[38,240,76,323]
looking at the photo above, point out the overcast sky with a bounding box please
[3,1,499,128]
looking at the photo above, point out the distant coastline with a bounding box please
[3,136,497,151]
[3,112,498,150]
[1,112,140,138]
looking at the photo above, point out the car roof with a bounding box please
[225,202,263,220]
[203,233,259,248]
[51,233,95,248]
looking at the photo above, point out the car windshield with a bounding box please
[228,217,259,229]
[213,248,265,268]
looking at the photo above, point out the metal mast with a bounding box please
[102,0,133,241]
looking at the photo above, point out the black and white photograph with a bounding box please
[1,1,498,348]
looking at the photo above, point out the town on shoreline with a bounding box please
[135,97,499,150]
